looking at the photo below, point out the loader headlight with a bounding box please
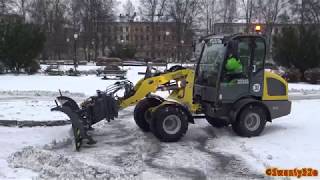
[177,80,186,88]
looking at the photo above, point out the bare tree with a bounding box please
[68,0,115,60]
[289,0,320,24]
[220,0,237,23]
[241,0,255,32]
[28,0,70,60]
[139,0,168,59]
[123,0,135,17]
[0,0,15,14]
[167,0,203,61]
[200,0,218,35]
[255,0,288,55]
[13,0,30,20]
[139,0,167,22]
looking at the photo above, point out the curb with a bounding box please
[0,120,71,127]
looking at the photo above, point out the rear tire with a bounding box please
[232,104,267,137]
[206,116,229,128]
[150,105,188,142]
[134,98,162,132]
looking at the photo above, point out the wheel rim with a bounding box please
[162,115,181,135]
[244,113,261,131]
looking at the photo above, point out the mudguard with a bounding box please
[229,98,271,123]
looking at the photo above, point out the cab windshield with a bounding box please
[196,39,226,87]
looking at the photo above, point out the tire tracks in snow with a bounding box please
[193,126,265,179]
[143,136,207,180]
[8,108,267,179]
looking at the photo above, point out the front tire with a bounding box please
[134,98,162,132]
[232,104,267,137]
[150,105,188,142]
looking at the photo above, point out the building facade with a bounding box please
[0,14,23,24]
[103,22,193,61]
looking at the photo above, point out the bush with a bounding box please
[0,62,5,74]
[110,44,137,59]
[25,60,40,74]
[67,68,80,76]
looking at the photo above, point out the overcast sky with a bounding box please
[118,0,140,14]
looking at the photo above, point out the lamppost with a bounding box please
[180,40,184,64]
[66,38,70,60]
[73,33,78,70]
[165,31,170,68]
[90,39,95,62]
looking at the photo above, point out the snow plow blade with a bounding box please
[51,93,119,151]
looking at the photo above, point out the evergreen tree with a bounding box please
[0,22,46,73]
[273,26,320,80]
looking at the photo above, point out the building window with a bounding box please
[141,35,144,41]
[135,35,138,41]
[146,35,149,41]
[146,26,150,31]
[163,35,166,41]
[126,35,129,41]
[158,35,161,41]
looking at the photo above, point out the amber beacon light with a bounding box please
[255,25,262,32]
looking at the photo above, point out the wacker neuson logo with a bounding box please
[265,167,318,178]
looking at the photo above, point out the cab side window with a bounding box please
[237,38,251,77]
[253,38,265,72]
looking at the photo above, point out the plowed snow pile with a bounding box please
[8,146,142,180]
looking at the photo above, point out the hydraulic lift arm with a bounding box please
[119,68,196,109]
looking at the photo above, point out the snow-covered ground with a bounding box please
[0,66,320,179]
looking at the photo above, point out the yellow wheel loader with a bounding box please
[52,34,291,151]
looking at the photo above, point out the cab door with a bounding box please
[249,37,266,97]
[194,38,226,104]
[219,37,252,103]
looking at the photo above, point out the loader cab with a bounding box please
[194,34,266,105]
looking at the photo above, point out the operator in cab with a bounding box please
[225,54,243,73]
